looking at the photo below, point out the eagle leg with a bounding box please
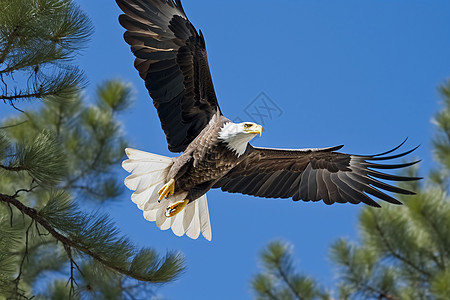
[158,179,175,202]
[165,199,189,217]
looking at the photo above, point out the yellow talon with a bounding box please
[158,179,175,202]
[165,199,189,217]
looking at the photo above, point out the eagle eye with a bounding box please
[244,124,252,128]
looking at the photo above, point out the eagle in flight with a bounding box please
[117,0,420,241]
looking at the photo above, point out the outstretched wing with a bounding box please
[116,0,220,152]
[213,142,420,207]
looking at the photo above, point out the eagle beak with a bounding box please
[244,124,263,136]
[251,125,263,136]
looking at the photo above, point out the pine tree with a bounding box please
[0,80,184,300]
[0,1,184,299]
[252,241,330,300]
[252,81,450,300]
[0,0,91,108]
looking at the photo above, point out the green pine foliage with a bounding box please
[431,80,450,188]
[0,219,22,294]
[252,241,330,300]
[0,0,184,299]
[0,0,92,105]
[253,81,450,300]
[0,82,184,299]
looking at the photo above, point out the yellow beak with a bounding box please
[247,125,263,136]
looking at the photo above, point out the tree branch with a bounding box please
[373,217,432,278]
[275,264,303,300]
[0,164,27,172]
[0,193,168,283]
[0,120,28,130]
[1,91,46,101]
[419,209,449,270]
[337,242,399,300]
[11,219,34,300]
[263,288,280,300]
[62,137,107,190]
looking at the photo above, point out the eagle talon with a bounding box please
[158,179,175,202]
[165,199,189,217]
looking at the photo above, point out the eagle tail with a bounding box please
[122,148,212,241]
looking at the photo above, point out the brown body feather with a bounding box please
[167,114,249,201]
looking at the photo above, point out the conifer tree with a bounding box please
[0,1,184,299]
[252,241,330,300]
[253,81,450,300]
[0,0,90,108]
[0,81,185,300]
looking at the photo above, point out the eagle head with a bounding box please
[218,122,263,157]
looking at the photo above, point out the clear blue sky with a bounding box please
[3,0,450,299]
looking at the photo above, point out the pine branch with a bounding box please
[0,164,27,172]
[0,90,48,101]
[373,218,432,278]
[252,275,281,300]
[275,265,303,300]
[64,245,82,298]
[331,240,399,300]
[415,199,450,270]
[0,193,180,284]
[0,120,27,130]
[11,219,34,300]
[264,290,280,300]
[360,282,398,300]
[54,104,63,137]
[62,140,105,189]
[257,241,327,300]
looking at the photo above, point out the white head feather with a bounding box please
[218,122,262,157]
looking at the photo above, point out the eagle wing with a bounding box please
[213,142,420,207]
[117,0,220,152]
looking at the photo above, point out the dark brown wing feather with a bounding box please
[213,142,420,207]
[116,0,220,152]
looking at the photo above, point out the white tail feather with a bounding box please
[186,201,201,239]
[122,148,212,241]
[198,194,212,241]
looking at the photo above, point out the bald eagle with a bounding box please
[117,0,420,241]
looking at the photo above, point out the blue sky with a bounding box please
[3,0,450,299]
